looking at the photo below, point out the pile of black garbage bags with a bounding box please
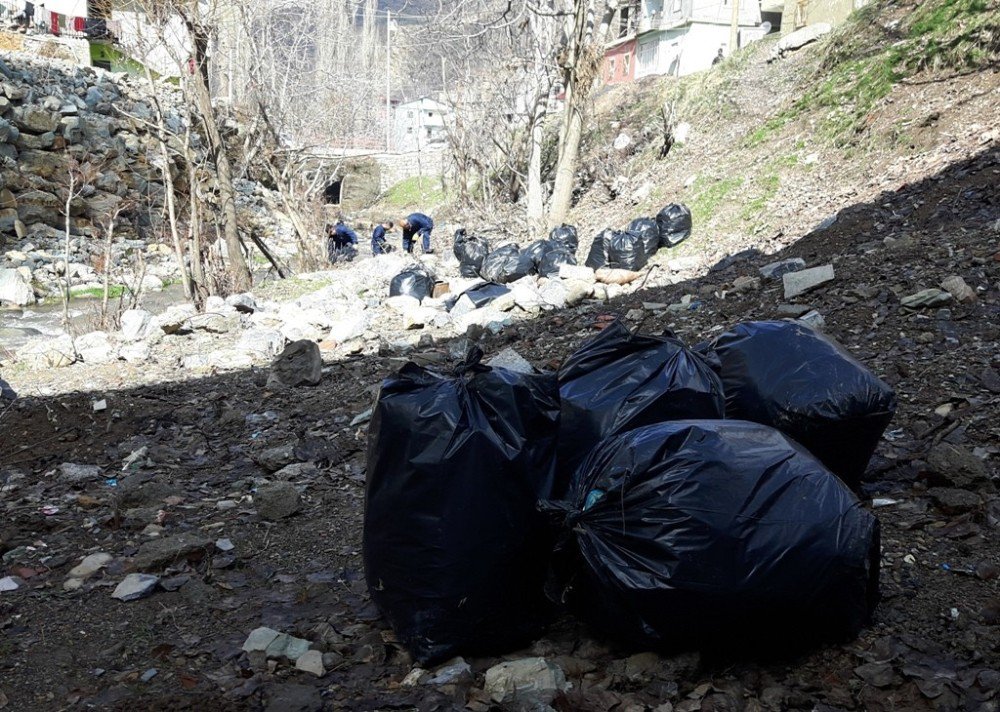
[364,317,895,665]
[443,203,693,287]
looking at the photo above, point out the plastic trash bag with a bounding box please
[549,224,579,253]
[543,420,880,652]
[524,239,555,268]
[656,203,692,247]
[389,266,435,301]
[702,320,897,489]
[584,229,613,270]
[608,230,648,271]
[452,282,511,311]
[538,247,577,278]
[363,349,560,664]
[453,229,490,278]
[627,217,660,259]
[556,319,725,487]
[480,244,536,284]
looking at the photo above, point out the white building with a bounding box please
[634,0,764,78]
[392,97,451,153]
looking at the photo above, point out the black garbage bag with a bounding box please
[584,229,613,270]
[524,239,555,267]
[544,420,880,652]
[627,217,660,259]
[453,229,490,278]
[480,244,535,284]
[549,224,579,253]
[389,266,435,300]
[607,230,648,271]
[538,247,577,278]
[363,349,560,664]
[556,320,725,488]
[703,320,897,489]
[656,203,692,247]
[451,282,511,311]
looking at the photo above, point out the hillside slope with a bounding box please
[568,0,999,269]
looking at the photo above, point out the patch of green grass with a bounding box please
[741,174,780,222]
[70,285,125,299]
[380,176,446,210]
[689,176,744,224]
[256,275,334,302]
[744,0,998,147]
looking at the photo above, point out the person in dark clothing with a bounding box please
[327,220,358,263]
[399,213,434,254]
[712,47,725,66]
[371,220,394,255]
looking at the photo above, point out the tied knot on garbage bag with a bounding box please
[452,346,489,377]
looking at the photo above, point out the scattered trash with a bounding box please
[350,407,374,427]
[92,399,107,412]
[121,446,149,472]
[872,498,900,508]
[364,348,560,664]
[0,576,21,592]
[557,319,725,488]
[484,657,567,705]
[544,420,880,650]
[703,320,897,489]
[40,505,60,516]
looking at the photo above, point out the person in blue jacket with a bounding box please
[371,220,394,255]
[399,213,434,254]
[327,220,358,263]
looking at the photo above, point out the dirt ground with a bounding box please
[1,130,998,711]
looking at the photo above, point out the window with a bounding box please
[407,111,413,118]
[623,54,631,76]
[427,111,434,118]
[608,56,616,79]
[407,127,413,134]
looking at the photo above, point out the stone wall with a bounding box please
[374,148,448,192]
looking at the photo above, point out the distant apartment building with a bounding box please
[392,96,451,152]
[602,0,768,82]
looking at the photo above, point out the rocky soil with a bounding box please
[0,135,997,710]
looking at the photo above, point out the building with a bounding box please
[604,36,637,85]
[392,96,451,153]
[781,0,868,34]
[602,0,766,82]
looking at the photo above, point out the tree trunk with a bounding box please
[547,0,617,229]
[186,6,252,292]
[526,100,546,235]
[547,81,582,229]
[144,64,193,301]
